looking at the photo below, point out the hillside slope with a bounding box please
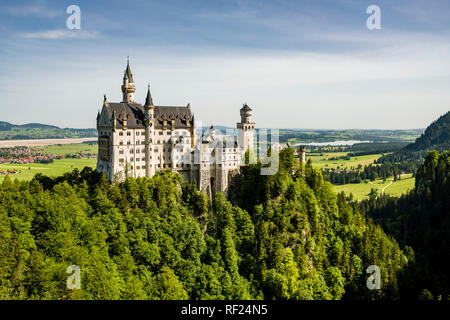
[404,111,450,152]
[376,111,450,174]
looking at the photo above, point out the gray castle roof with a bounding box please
[104,102,193,129]
[241,103,252,111]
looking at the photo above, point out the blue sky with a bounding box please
[0,0,449,129]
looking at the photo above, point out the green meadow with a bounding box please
[0,158,97,182]
[36,143,97,155]
[307,151,384,169]
[306,151,415,201]
[333,174,415,201]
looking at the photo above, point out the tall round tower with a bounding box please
[298,145,306,165]
[144,84,155,178]
[237,103,255,152]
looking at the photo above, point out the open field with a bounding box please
[0,158,96,182]
[383,174,415,197]
[307,151,384,169]
[333,174,415,201]
[37,143,97,155]
[0,137,97,148]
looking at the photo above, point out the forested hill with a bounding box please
[404,111,450,152]
[0,149,411,300]
[376,111,450,174]
[361,149,450,299]
[0,121,97,140]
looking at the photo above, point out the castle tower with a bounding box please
[121,58,136,103]
[144,84,155,178]
[208,125,216,142]
[298,145,306,165]
[237,103,255,152]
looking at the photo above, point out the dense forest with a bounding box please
[360,149,450,299]
[0,148,412,300]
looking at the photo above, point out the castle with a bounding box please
[96,60,255,197]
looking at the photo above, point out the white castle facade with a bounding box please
[96,60,255,197]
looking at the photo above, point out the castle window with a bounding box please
[119,132,123,136]
[127,132,131,136]
[127,141,131,145]
[119,150,124,155]
[159,131,163,135]
[142,131,145,135]
[130,149,134,153]
[136,132,139,136]
[136,166,140,169]
[119,158,124,163]
[130,157,133,161]
[136,149,140,153]
[119,141,123,145]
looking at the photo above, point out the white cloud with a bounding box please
[17,29,99,40]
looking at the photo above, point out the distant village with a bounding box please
[0,146,96,176]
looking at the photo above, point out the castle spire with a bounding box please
[124,56,134,83]
[121,57,136,103]
[144,83,154,107]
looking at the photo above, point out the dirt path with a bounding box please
[381,180,394,195]
[368,173,407,196]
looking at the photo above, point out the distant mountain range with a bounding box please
[0,121,61,131]
[0,121,97,140]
